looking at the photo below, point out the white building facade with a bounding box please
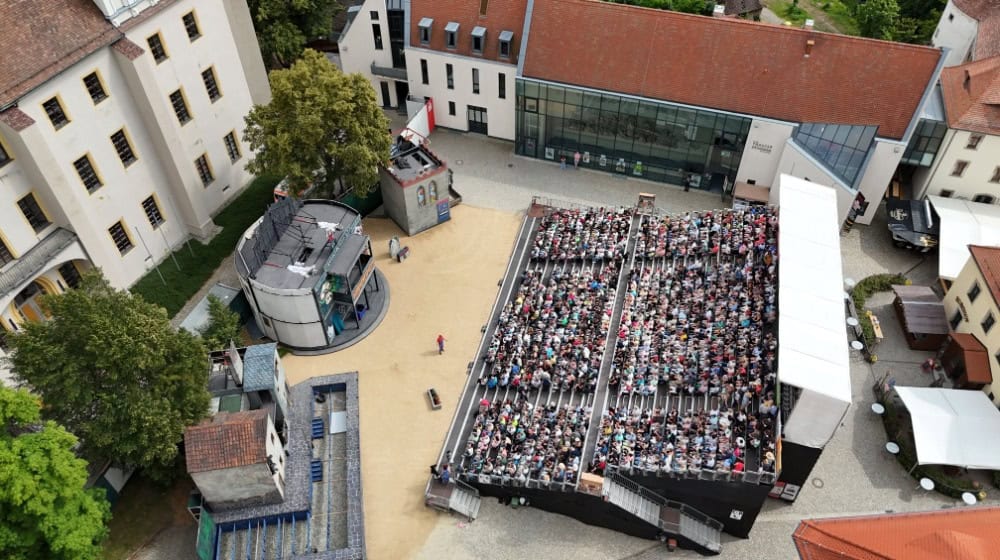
[0,0,269,368]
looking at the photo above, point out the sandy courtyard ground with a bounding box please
[282,205,521,560]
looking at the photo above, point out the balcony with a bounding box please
[0,228,84,300]
[370,62,407,81]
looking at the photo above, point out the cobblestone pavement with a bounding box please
[143,124,982,559]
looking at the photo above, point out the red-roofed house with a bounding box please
[933,0,1000,67]
[794,507,1000,559]
[340,0,945,225]
[185,409,287,508]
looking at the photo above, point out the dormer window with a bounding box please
[445,22,459,49]
[472,26,486,55]
[498,30,514,59]
[418,17,433,45]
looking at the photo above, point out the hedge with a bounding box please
[851,273,908,348]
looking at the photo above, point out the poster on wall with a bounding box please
[437,200,451,223]
[583,151,591,164]
[633,161,643,176]
[545,147,555,160]
[599,154,607,167]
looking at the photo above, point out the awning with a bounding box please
[927,196,1000,280]
[733,181,770,203]
[895,387,1000,470]
[949,332,992,384]
[891,285,948,335]
[775,175,851,449]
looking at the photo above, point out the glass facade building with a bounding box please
[791,123,877,187]
[900,119,947,167]
[515,79,752,189]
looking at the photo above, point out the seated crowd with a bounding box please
[531,207,632,260]
[460,399,591,485]
[594,207,779,475]
[483,267,616,394]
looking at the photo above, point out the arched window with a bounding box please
[416,186,427,207]
[429,180,438,202]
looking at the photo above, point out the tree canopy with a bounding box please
[249,0,342,68]
[199,295,241,351]
[0,386,110,560]
[6,271,210,482]
[855,0,902,40]
[244,49,391,198]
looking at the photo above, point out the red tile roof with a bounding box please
[185,410,270,473]
[940,56,1000,134]
[0,0,122,107]
[953,0,1000,21]
[794,507,1000,560]
[948,332,992,384]
[409,0,528,63]
[522,0,942,139]
[969,244,1000,305]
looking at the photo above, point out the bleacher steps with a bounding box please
[604,478,660,526]
[448,484,481,521]
[680,513,723,553]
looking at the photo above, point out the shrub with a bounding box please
[851,273,907,347]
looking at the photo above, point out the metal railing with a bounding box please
[0,227,78,297]
[606,464,777,486]
[604,470,723,532]
[370,62,407,81]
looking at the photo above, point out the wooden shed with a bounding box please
[891,285,948,350]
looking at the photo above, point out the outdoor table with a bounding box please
[871,403,885,415]
[962,492,977,505]
[885,442,900,455]
[851,340,864,351]
[919,478,934,491]
[847,317,859,327]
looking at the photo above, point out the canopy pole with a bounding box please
[908,461,919,475]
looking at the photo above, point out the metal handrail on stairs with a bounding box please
[604,470,723,548]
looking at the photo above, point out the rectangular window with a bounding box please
[73,154,103,192]
[448,101,456,116]
[202,67,221,102]
[0,236,13,267]
[940,189,955,197]
[147,33,168,62]
[418,17,433,45]
[967,134,983,149]
[991,167,1000,184]
[17,194,50,232]
[370,10,379,20]
[420,59,429,85]
[169,89,191,124]
[224,131,241,163]
[471,26,486,54]
[969,281,982,303]
[372,24,383,50]
[445,22,459,49]
[183,11,201,41]
[42,97,69,129]
[499,73,506,99]
[58,262,81,289]
[952,160,969,177]
[446,64,454,89]
[109,221,134,255]
[983,312,996,333]
[472,68,479,94]
[110,129,137,167]
[195,154,214,186]
[0,142,10,168]
[83,72,107,104]
[142,195,165,228]
[498,30,514,59]
[951,309,962,330]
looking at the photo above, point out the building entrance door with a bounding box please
[14,281,49,322]
[394,81,410,113]
[467,106,488,135]
[380,82,392,108]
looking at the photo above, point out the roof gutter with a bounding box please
[516,0,535,78]
[901,47,950,143]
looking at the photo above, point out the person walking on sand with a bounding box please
[437,334,447,354]
[574,151,581,169]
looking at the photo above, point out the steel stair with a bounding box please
[448,483,481,521]
[603,470,722,554]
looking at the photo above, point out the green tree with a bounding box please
[855,0,900,39]
[0,386,110,560]
[6,272,210,482]
[249,0,342,68]
[199,295,241,351]
[244,49,391,198]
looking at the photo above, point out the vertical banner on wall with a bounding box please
[425,99,435,133]
[437,200,451,223]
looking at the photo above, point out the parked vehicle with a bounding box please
[887,198,939,252]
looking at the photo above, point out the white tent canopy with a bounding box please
[927,196,1000,280]
[774,175,852,449]
[895,387,1000,470]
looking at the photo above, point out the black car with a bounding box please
[886,198,939,252]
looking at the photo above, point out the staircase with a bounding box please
[425,478,482,521]
[603,470,722,554]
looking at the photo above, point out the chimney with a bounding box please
[713,4,726,17]
[804,39,815,58]
[804,19,815,31]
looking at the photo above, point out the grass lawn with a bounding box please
[131,174,281,317]
[102,473,195,560]
[809,0,858,35]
